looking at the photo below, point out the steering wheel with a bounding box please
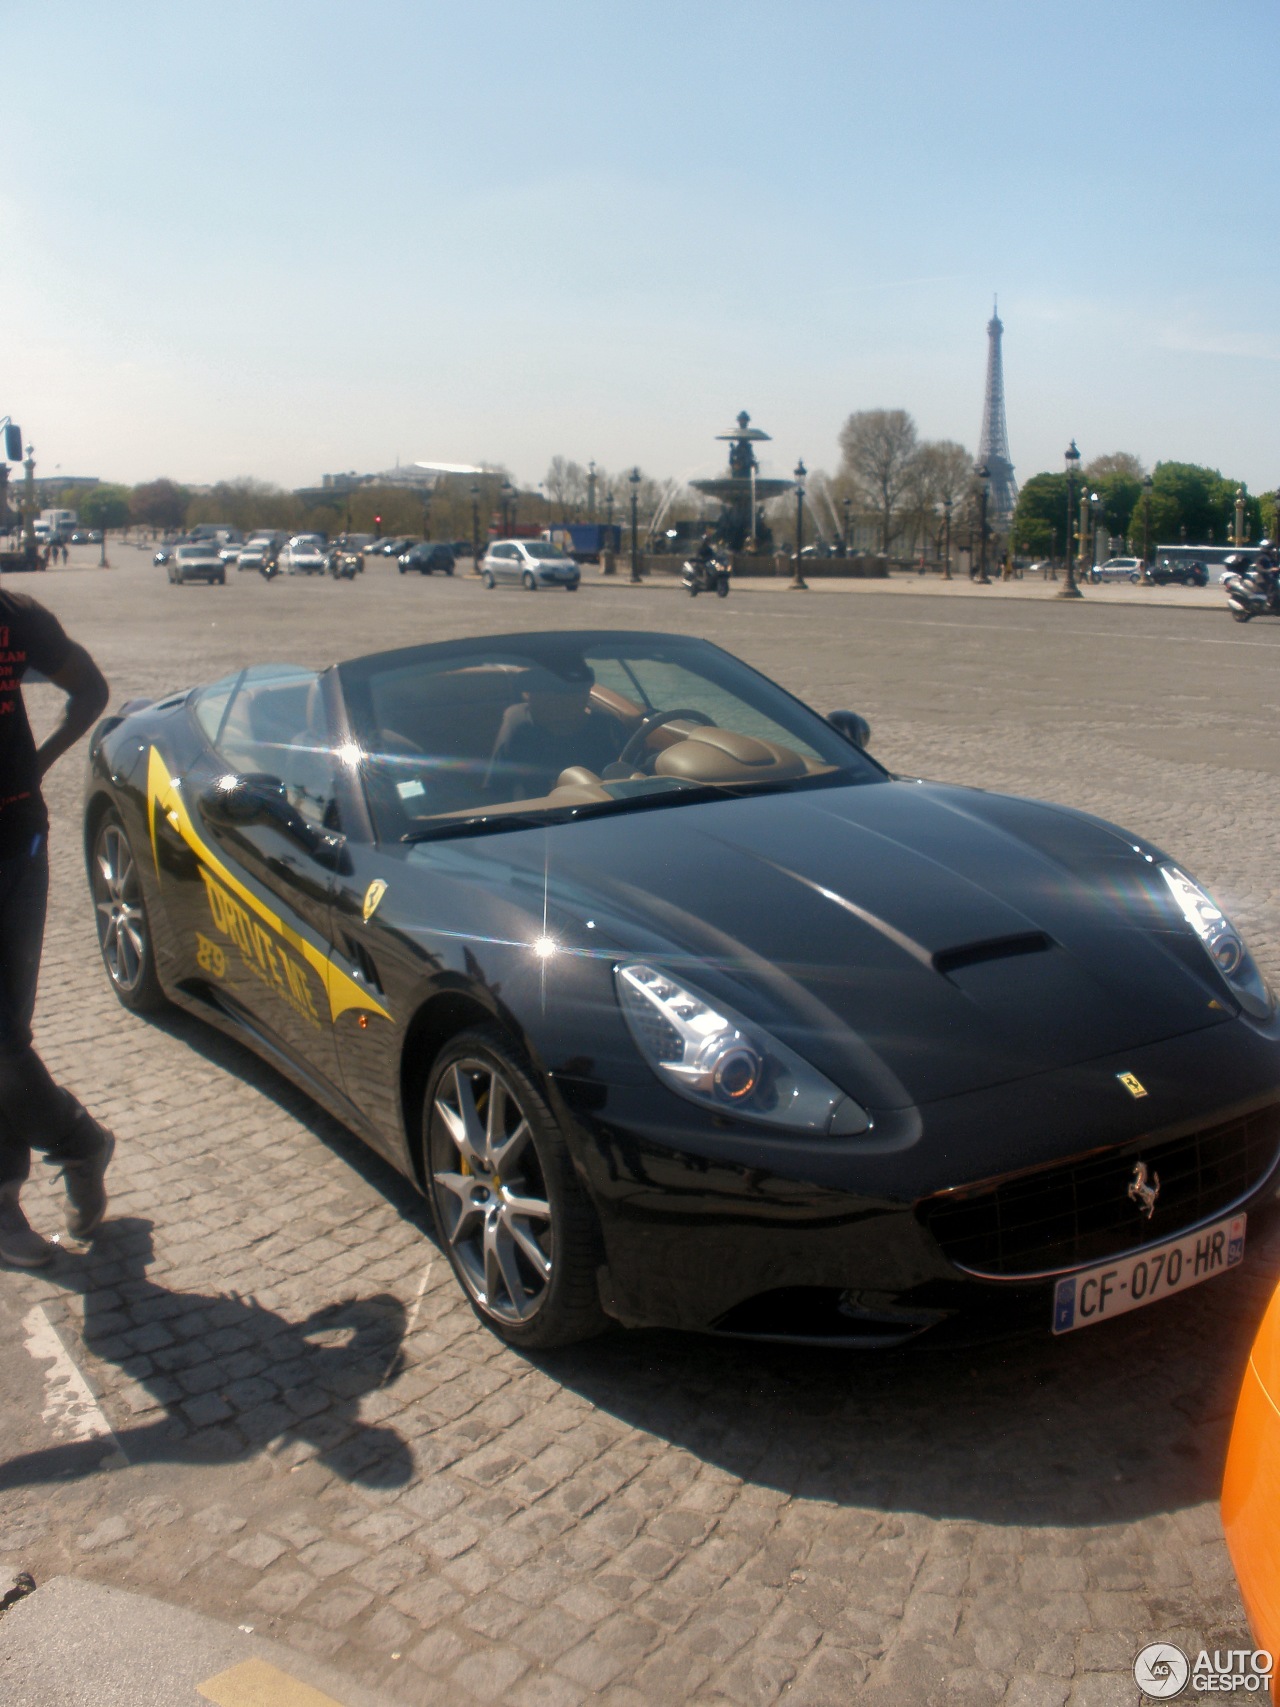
[615,707,716,773]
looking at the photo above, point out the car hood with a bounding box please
[426,778,1232,1109]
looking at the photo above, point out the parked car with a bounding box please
[281,537,328,576]
[167,543,225,585]
[1090,557,1144,584]
[1223,1274,1280,1655]
[481,539,580,590]
[399,543,455,576]
[85,629,1280,1350]
[1147,557,1209,588]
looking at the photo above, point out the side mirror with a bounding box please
[199,774,350,873]
[827,710,871,750]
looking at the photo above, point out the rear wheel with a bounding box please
[716,575,729,597]
[91,812,167,1012]
[424,1029,607,1349]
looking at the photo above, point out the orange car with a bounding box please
[1222,1276,1280,1652]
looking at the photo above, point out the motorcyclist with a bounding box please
[691,531,722,588]
[1255,538,1279,602]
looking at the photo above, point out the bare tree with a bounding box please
[908,440,973,554]
[838,410,920,553]
[1084,451,1146,482]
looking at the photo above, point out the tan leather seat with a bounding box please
[653,727,808,783]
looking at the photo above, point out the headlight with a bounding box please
[615,961,870,1135]
[1160,865,1273,1018]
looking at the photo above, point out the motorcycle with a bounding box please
[258,555,280,581]
[328,547,360,580]
[681,553,731,598]
[1222,554,1280,622]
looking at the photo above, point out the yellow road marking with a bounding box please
[197,1655,349,1707]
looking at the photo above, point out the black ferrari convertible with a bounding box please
[84,630,1280,1348]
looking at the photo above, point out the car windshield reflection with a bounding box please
[335,632,880,844]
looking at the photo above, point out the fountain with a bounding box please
[690,412,794,552]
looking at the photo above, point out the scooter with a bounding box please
[1223,555,1280,622]
[681,553,731,598]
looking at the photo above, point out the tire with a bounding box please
[522,571,537,591]
[688,583,699,597]
[424,1028,607,1349]
[399,564,407,574]
[216,572,226,584]
[90,811,167,1013]
[1129,573,1140,584]
[1231,607,1252,623]
[445,564,454,576]
[716,576,729,598]
[483,570,495,589]
[566,581,579,592]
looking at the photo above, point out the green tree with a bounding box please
[1012,472,1070,557]
[130,478,189,532]
[80,483,132,532]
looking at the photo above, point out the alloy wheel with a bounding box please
[429,1057,554,1325]
[94,822,149,993]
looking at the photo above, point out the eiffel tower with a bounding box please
[977,298,1017,521]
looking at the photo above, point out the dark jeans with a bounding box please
[0,838,100,1188]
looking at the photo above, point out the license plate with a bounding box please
[1051,1214,1246,1334]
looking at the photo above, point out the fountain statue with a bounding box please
[691,412,794,551]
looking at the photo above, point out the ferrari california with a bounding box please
[84,631,1280,1348]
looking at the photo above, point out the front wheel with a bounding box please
[715,575,729,598]
[522,571,537,591]
[483,570,495,589]
[91,812,167,1012]
[688,582,699,597]
[424,1029,607,1349]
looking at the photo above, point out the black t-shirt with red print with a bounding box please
[0,590,71,858]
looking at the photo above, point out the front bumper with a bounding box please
[557,1017,1280,1344]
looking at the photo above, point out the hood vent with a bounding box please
[933,931,1052,978]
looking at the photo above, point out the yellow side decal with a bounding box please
[147,745,390,1025]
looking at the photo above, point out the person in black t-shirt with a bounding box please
[0,589,112,1267]
[484,664,622,802]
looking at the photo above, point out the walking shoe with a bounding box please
[61,1125,115,1242]
[0,1185,54,1268]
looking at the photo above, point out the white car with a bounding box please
[281,536,328,575]
[1090,556,1143,584]
[236,535,278,571]
[479,538,580,591]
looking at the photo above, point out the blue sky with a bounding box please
[4,0,1277,493]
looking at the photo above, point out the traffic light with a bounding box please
[3,424,21,461]
[373,513,382,538]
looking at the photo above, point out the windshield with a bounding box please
[337,633,881,844]
[523,542,570,561]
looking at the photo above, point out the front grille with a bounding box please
[918,1105,1280,1278]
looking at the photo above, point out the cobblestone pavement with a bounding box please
[4,545,1280,1707]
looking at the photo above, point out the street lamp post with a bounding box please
[1141,474,1153,568]
[1060,440,1083,598]
[22,445,35,549]
[942,495,952,580]
[790,461,809,590]
[629,467,642,583]
[500,480,514,536]
[587,461,596,522]
[470,482,481,573]
[842,496,852,559]
[1235,486,1245,548]
[973,463,991,583]
[603,487,616,574]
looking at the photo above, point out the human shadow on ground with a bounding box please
[532,1204,1280,1531]
[0,1216,413,1492]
